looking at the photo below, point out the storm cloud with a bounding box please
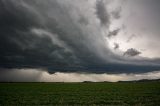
[0,0,109,69]
[0,0,160,82]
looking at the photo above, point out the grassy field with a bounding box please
[0,82,160,106]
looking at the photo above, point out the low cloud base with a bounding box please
[0,69,160,82]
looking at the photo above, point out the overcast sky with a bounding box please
[0,0,160,82]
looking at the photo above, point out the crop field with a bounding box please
[0,82,160,106]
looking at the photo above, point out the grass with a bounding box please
[0,82,160,106]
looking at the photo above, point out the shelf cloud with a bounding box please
[0,0,160,81]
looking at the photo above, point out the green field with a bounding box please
[0,82,160,106]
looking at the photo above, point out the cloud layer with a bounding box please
[0,0,160,76]
[1,68,160,82]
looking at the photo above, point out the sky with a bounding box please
[0,0,160,82]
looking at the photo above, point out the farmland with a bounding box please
[0,82,160,106]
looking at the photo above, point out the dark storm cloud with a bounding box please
[0,0,160,76]
[108,29,120,38]
[96,0,110,26]
[0,0,108,71]
[124,48,141,57]
[0,0,78,68]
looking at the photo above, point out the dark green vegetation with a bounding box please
[0,82,160,106]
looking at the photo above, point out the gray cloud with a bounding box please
[0,0,108,69]
[96,0,110,27]
[0,0,160,76]
[124,48,141,57]
[108,29,120,38]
